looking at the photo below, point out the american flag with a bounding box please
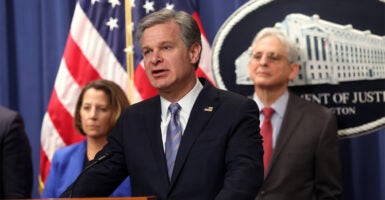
[39,0,214,191]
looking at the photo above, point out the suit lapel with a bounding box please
[169,80,219,187]
[67,142,86,183]
[265,93,304,178]
[144,97,170,185]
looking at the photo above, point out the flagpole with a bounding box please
[124,0,135,104]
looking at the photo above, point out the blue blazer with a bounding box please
[41,140,131,197]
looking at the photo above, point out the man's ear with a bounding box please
[288,62,300,80]
[189,42,201,64]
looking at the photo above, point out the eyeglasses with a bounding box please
[251,52,288,64]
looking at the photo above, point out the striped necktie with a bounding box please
[165,103,182,180]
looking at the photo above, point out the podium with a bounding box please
[40,197,156,200]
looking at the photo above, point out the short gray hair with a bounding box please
[251,27,299,64]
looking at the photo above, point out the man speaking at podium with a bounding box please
[61,9,263,200]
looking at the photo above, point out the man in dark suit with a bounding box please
[61,9,263,199]
[0,105,33,198]
[248,27,342,200]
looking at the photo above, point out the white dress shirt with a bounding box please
[253,91,289,148]
[160,78,203,151]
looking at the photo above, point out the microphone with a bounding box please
[67,151,113,197]
[84,151,112,171]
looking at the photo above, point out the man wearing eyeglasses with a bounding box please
[248,27,342,200]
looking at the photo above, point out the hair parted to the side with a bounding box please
[74,79,130,136]
[135,9,202,69]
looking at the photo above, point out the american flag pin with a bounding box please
[204,106,213,112]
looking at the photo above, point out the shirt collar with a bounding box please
[160,78,203,120]
[253,90,289,119]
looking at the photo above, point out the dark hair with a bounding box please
[74,79,130,135]
[136,9,202,69]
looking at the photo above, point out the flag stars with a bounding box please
[130,0,136,8]
[91,0,100,5]
[143,0,155,14]
[106,17,119,31]
[165,3,174,10]
[108,0,121,8]
[124,46,134,55]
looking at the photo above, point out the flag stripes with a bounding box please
[39,0,215,193]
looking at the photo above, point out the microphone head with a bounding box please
[66,151,113,197]
[97,151,112,161]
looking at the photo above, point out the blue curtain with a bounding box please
[340,130,385,200]
[0,0,384,199]
[0,0,76,197]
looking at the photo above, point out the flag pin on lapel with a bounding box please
[204,106,213,112]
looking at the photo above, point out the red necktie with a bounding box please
[261,107,274,174]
